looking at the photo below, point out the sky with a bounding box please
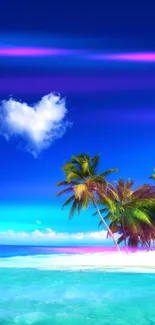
[0,2,155,245]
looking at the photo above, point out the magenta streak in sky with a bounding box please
[0,48,74,56]
[1,48,155,61]
[93,52,155,62]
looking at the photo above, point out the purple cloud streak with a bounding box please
[0,76,155,94]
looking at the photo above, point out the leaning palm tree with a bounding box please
[56,153,120,251]
[95,180,155,250]
[95,179,134,249]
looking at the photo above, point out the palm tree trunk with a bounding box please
[149,234,153,251]
[93,200,121,253]
[122,217,128,253]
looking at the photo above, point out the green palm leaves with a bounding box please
[97,180,155,249]
[56,154,155,251]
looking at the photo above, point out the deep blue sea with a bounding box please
[0,245,155,325]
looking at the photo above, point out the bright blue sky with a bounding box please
[0,33,155,245]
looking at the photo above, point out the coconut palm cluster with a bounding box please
[56,154,155,251]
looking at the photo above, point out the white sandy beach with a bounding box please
[0,250,155,272]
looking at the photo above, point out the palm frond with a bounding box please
[90,154,100,174]
[126,217,139,235]
[73,153,90,161]
[57,180,79,186]
[56,187,74,197]
[116,181,134,202]
[107,186,120,201]
[126,179,135,189]
[117,235,125,245]
[126,198,155,209]
[98,194,116,213]
[67,172,83,182]
[133,185,155,199]
[149,168,155,179]
[69,200,78,219]
[91,176,107,186]
[117,179,126,187]
[132,209,151,225]
[62,162,77,172]
[98,212,115,227]
[99,168,118,178]
[109,222,121,234]
[92,208,107,217]
[77,199,84,215]
[98,219,103,227]
[62,161,83,181]
[81,160,89,174]
[114,180,124,202]
[82,196,90,209]
[62,195,75,209]
[71,154,90,167]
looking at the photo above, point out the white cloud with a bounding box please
[0,93,69,157]
[32,230,44,237]
[36,220,42,225]
[0,228,114,244]
[71,232,85,240]
[88,231,108,239]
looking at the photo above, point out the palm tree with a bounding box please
[56,153,120,251]
[95,179,134,250]
[95,180,155,250]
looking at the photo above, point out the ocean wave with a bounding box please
[0,251,155,272]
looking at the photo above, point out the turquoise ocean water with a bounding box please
[0,246,155,325]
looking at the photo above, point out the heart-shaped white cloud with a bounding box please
[0,93,68,157]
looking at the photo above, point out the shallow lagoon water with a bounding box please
[0,246,155,324]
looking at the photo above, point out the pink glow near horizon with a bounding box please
[94,53,155,62]
[45,246,144,254]
[0,48,74,56]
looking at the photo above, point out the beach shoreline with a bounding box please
[0,249,155,272]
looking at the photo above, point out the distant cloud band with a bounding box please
[0,228,111,244]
